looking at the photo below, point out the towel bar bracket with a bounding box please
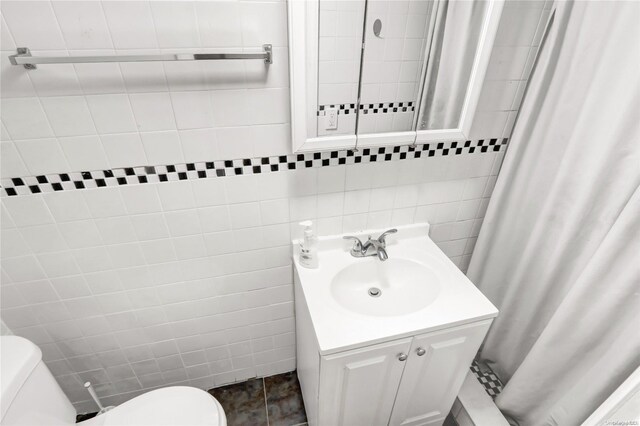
[9,48,36,69]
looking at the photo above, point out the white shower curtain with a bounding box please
[467,1,640,425]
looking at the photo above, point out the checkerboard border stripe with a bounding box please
[317,101,416,116]
[1,138,508,197]
[470,360,504,399]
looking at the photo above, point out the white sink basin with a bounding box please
[331,258,441,317]
[293,223,498,354]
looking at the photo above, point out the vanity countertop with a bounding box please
[293,223,498,355]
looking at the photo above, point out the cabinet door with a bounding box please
[318,338,412,426]
[389,321,492,426]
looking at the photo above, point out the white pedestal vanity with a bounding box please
[293,223,498,426]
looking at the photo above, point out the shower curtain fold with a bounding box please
[467,1,640,425]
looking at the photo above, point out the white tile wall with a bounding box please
[0,0,291,180]
[1,0,529,414]
[0,151,504,412]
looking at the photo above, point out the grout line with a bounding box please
[263,377,270,426]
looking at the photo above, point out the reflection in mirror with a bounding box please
[417,1,488,130]
[293,0,501,151]
[358,0,436,135]
[317,1,366,137]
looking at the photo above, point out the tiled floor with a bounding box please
[471,360,504,398]
[208,371,307,426]
[77,366,498,425]
[77,372,307,425]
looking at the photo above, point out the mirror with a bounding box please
[358,0,434,135]
[416,1,489,131]
[316,1,365,138]
[288,0,504,152]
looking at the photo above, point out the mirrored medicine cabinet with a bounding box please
[288,0,504,152]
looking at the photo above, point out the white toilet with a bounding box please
[0,336,227,426]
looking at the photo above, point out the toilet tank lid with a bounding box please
[1,336,43,421]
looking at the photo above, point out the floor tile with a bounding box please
[209,378,268,426]
[264,371,308,426]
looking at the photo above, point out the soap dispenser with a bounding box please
[299,221,319,269]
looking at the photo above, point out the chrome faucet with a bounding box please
[343,229,397,261]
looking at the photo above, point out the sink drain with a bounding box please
[368,287,382,297]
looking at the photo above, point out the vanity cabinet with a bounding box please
[388,322,490,426]
[292,224,498,426]
[318,338,413,426]
[297,302,491,426]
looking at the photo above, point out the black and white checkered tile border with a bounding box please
[470,360,504,399]
[317,101,415,116]
[1,138,507,197]
[318,103,358,116]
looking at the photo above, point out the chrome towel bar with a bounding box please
[9,45,272,70]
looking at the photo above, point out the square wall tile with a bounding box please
[58,220,103,249]
[2,195,54,227]
[86,94,137,134]
[0,142,29,178]
[82,188,128,219]
[1,1,66,50]
[102,2,158,49]
[1,228,30,258]
[119,50,169,93]
[0,53,36,98]
[120,185,162,215]
[59,135,109,171]
[196,2,242,48]
[156,181,196,211]
[241,1,288,47]
[179,129,219,163]
[43,192,91,223]
[0,16,16,51]
[140,131,184,165]
[41,97,96,137]
[37,251,80,278]
[26,52,83,97]
[50,276,90,299]
[2,255,47,283]
[16,138,71,175]
[51,2,113,50]
[170,92,215,130]
[72,50,127,95]
[1,98,53,140]
[19,224,68,253]
[130,213,170,241]
[165,210,202,237]
[129,93,176,132]
[94,217,137,245]
[150,2,200,49]
[100,133,148,169]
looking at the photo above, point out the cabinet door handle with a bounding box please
[416,347,426,356]
[398,353,408,361]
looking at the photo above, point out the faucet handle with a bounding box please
[376,228,398,245]
[343,236,363,251]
